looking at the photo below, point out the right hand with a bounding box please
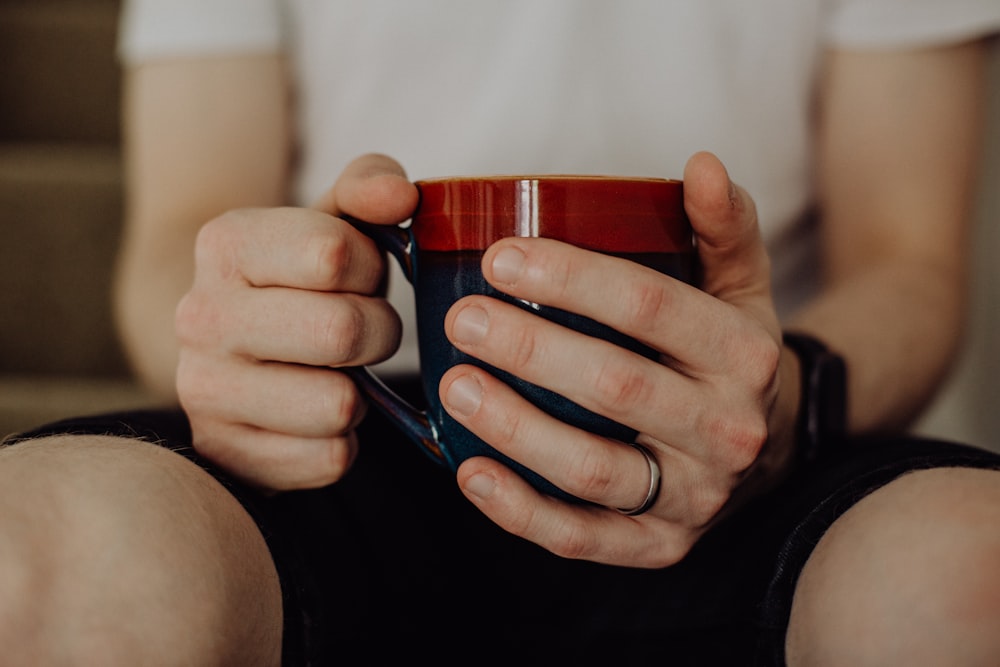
[175,154,418,490]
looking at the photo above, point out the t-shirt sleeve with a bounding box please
[826,0,1000,48]
[117,0,285,64]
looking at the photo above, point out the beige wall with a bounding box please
[916,41,1000,453]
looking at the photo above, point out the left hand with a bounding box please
[439,152,796,568]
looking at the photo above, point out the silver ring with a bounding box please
[616,443,662,516]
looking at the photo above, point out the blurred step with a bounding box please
[0,142,128,376]
[0,1,122,142]
[0,374,161,439]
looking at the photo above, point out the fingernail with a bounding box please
[444,374,482,417]
[464,472,496,500]
[727,180,738,208]
[452,305,489,344]
[491,246,526,283]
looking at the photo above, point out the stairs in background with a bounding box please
[0,0,156,436]
[0,1,121,144]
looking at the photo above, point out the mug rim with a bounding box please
[411,174,691,253]
[414,174,682,185]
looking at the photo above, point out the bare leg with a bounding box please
[0,435,283,666]
[786,467,1000,667]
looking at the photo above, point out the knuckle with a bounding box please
[173,293,198,345]
[640,539,693,569]
[507,325,541,375]
[562,445,617,499]
[746,333,781,393]
[308,228,352,287]
[491,490,556,546]
[645,551,684,570]
[654,535,700,568]
[312,436,358,487]
[187,420,242,470]
[313,300,364,365]
[538,250,575,299]
[689,483,731,526]
[189,431,225,465]
[702,409,768,472]
[501,500,536,536]
[193,216,224,257]
[621,279,671,334]
[324,374,364,429]
[194,211,242,278]
[489,400,525,450]
[588,357,652,415]
[721,327,780,393]
[174,355,201,403]
[547,522,598,561]
[733,414,770,468]
[174,291,218,347]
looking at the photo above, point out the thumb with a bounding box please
[683,151,772,307]
[312,153,418,225]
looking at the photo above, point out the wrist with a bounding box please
[782,332,848,466]
[763,344,803,481]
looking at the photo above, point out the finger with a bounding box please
[439,364,654,511]
[195,206,386,293]
[682,151,773,313]
[176,285,402,367]
[445,294,746,455]
[633,433,741,527]
[177,352,366,440]
[190,419,359,492]
[454,455,696,569]
[312,152,418,224]
[480,237,744,373]
[441,364,734,526]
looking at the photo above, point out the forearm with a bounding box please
[114,232,194,400]
[115,55,293,398]
[788,258,966,434]
[790,41,988,437]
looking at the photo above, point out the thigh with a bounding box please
[0,432,282,666]
[14,405,1000,665]
[785,466,1000,666]
[754,435,1000,666]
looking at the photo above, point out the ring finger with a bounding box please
[441,364,730,525]
[440,363,660,513]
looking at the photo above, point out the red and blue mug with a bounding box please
[347,175,696,500]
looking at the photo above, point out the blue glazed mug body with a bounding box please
[347,176,696,500]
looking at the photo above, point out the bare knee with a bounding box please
[786,467,1000,667]
[0,435,283,666]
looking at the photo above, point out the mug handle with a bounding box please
[341,219,447,466]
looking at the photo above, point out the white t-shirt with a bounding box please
[118,0,1000,375]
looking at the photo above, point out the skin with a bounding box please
[438,41,991,566]
[136,42,989,559]
[0,36,987,664]
[785,466,1000,666]
[0,435,283,666]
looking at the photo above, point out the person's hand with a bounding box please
[439,152,798,567]
[175,154,418,490]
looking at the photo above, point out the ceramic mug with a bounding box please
[346,175,696,500]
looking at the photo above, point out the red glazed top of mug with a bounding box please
[411,175,691,254]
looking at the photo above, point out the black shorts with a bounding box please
[10,378,1000,666]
